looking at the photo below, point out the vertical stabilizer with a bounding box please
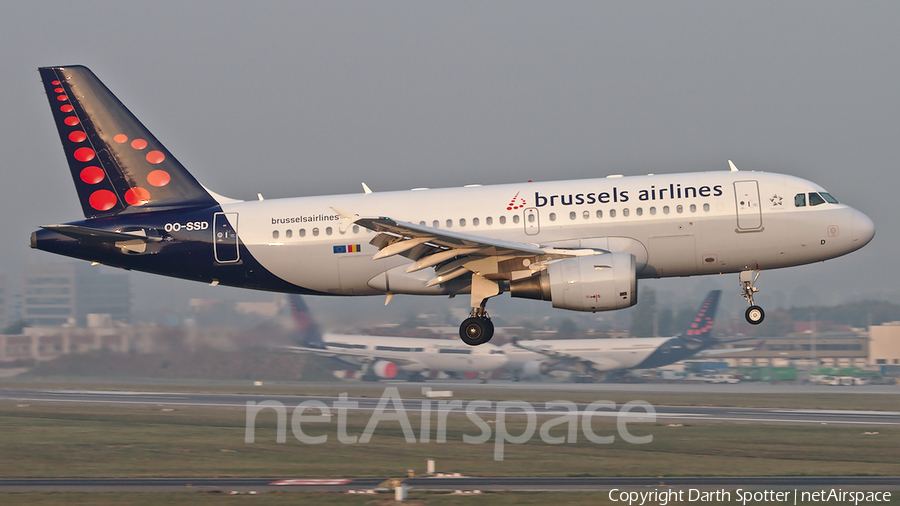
[679,290,721,344]
[288,295,325,348]
[39,66,217,218]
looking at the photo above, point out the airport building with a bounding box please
[21,263,131,326]
[869,322,900,367]
[708,331,869,368]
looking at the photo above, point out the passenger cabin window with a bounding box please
[285,229,292,238]
[272,230,279,239]
[433,220,440,228]
[512,215,520,224]
[794,193,806,207]
[499,216,507,224]
[549,213,556,221]
[486,217,493,225]
[808,192,826,206]
[473,217,480,226]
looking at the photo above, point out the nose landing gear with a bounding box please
[740,270,765,325]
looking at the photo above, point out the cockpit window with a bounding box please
[808,192,826,206]
[794,193,806,207]
[820,192,838,204]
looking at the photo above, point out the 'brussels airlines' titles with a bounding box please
[534,184,724,207]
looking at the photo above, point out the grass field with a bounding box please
[1,401,897,479]
[4,379,900,411]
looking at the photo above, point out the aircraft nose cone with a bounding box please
[851,209,875,250]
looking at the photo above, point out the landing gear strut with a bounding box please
[740,270,765,325]
[459,274,499,346]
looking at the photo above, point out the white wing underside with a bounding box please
[512,341,624,371]
[284,345,423,367]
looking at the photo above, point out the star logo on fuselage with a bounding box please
[770,195,783,206]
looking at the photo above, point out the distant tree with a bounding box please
[762,310,795,336]
[788,300,900,328]
[2,320,29,335]
[556,318,578,339]
[630,289,657,337]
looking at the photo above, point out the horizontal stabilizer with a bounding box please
[40,224,162,243]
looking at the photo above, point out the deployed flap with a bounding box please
[338,213,545,259]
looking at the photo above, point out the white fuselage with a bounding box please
[320,333,508,373]
[216,170,874,297]
[502,337,673,373]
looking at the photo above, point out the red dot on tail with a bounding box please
[57,95,68,102]
[125,187,151,206]
[64,116,80,126]
[60,105,74,113]
[147,170,171,187]
[113,134,128,144]
[80,166,104,184]
[54,87,64,93]
[89,190,117,211]
[74,147,95,162]
[68,131,87,143]
[131,139,148,150]
[146,150,165,164]
[52,80,60,85]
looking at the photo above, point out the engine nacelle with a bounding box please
[510,253,637,312]
[522,360,549,378]
[370,360,398,379]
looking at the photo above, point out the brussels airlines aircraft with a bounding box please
[31,66,876,345]
[502,290,750,381]
[284,295,507,381]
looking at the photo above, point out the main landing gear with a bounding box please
[459,274,498,346]
[460,307,494,346]
[740,269,765,325]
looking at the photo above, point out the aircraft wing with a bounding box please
[699,347,755,356]
[332,208,596,288]
[284,345,423,367]
[512,340,623,372]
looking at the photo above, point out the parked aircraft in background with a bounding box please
[284,295,507,381]
[31,66,875,346]
[503,290,751,381]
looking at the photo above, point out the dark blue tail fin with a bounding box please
[288,295,324,348]
[39,66,217,218]
[679,290,721,343]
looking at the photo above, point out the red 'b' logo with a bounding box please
[506,192,527,210]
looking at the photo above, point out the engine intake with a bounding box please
[510,253,637,311]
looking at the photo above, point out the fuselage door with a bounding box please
[524,208,540,236]
[733,181,762,230]
[213,212,240,263]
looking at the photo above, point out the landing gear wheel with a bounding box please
[460,317,494,346]
[745,305,765,325]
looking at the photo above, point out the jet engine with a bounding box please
[370,360,398,379]
[522,360,550,378]
[510,253,637,311]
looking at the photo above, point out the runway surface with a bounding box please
[1,388,898,426]
[0,476,896,493]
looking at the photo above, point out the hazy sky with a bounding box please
[1,2,897,326]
